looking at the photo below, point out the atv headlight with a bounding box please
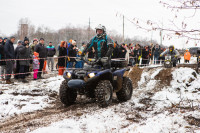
[67,72,72,78]
[166,61,170,64]
[88,73,95,78]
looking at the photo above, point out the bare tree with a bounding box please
[116,0,200,45]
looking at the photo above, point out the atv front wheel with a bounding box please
[95,80,113,107]
[116,77,133,102]
[59,80,77,106]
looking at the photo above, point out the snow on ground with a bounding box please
[0,76,64,121]
[31,67,200,133]
[180,56,197,64]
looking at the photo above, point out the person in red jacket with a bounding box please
[184,49,191,63]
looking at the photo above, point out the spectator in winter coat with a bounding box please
[35,38,47,79]
[0,37,6,80]
[112,41,120,59]
[133,44,141,65]
[58,41,67,75]
[67,40,78,68]
[3,38,7,45]
[149,43,155,65]
[80,42,86,52]
[14,40,22,79]
[30,38,38,55]
[47,42,56,71]
[153,44,160,64]
[33,52,40,80]
[18,37,31,83]
[4,36,15,84]
[128,43,135,66]
[142,46,150,66]
[159,47,165,64]
[184,49,191,63]
[119,43,127,58]
[75,51,84,68]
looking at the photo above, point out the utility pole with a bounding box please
[88,17,91,41]
[160,20,163,46]
[122,15,125,43]
[151,30,153,43]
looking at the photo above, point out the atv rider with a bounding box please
[160,45,180,67]
[81,24,114,68]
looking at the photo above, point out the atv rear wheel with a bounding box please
[59,80,77,106]
[116,77,133,102]
[95,80,113,107]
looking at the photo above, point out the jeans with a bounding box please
[47,57,54,70]
[5,61,14,80]
[0,65,6,79]
[67,62,74,68]
[154,56,159,64]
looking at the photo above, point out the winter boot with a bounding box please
[6,79,13,84]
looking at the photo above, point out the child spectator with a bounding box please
[33,52,40,80]
[75,51,84,68]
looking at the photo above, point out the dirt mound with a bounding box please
[128,67,143,88]
[155,68,173,86]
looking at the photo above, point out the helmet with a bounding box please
[95,24,106,38]
[169,45,174,52]
[186,49,189,52]
[95,24,106,33]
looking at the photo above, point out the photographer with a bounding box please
[67,40,78,68]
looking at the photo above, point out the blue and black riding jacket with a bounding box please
[82,35,114,58]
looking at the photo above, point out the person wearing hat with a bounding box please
[30,38,38,55]
[0,37,6,81]
[3,38,7,45]
[67,40,78,68]
[46,42,56,71]
[14,40,22,79]
[17,37,31,83]
[184,49,191,63]
[80,42,86,52]
[34,38,47,79]
[4,36,15,84]
[75,51,84,68]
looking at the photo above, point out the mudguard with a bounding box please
[67,79,86,89]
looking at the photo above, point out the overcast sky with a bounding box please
[0,0,199,48]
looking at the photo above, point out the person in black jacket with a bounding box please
[67,40,78,68]
[0,37,6,81]
[142,46,150,66]
[58,41,67,75]
[112,41,120,58]
[34,38,47,79]
[119,43,127,58]
[14,40,22,79]
[133,44,142,65]
[4,36,16,84]
[17,37,31,83]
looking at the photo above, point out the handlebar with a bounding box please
[75,57,109,65]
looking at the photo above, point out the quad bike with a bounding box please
[164,54,177,68]
[59,57,133,107]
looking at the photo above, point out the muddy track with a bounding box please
[0,96,121,133]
